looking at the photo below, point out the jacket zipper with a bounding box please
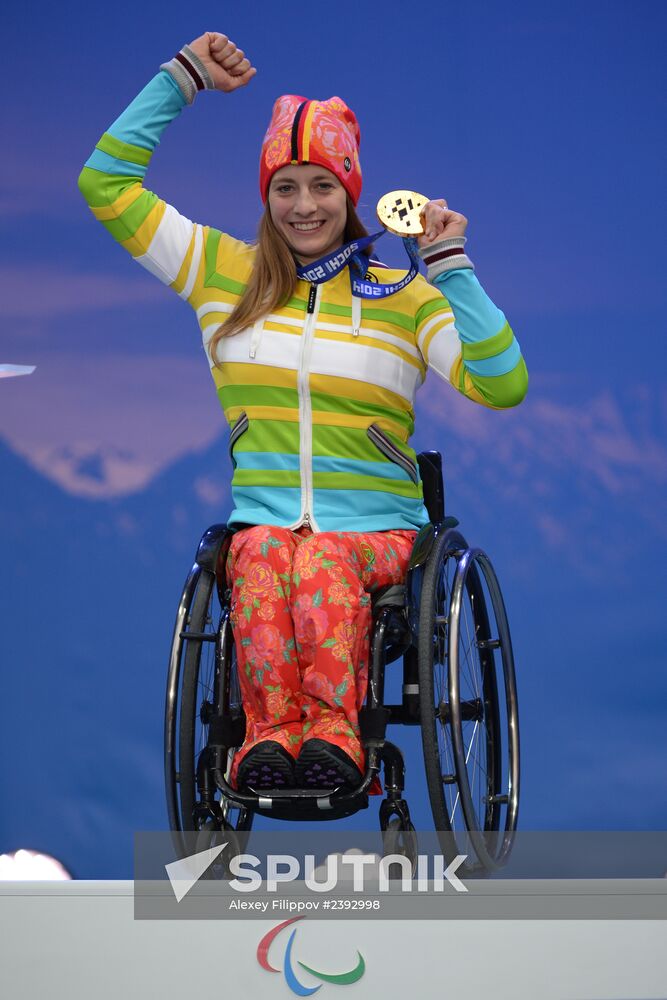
[295,283,320,530]
[367,422,419,484]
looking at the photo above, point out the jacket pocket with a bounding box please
[367,423,418,485]
[229,411,249,468]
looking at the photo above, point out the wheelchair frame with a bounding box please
[165,451,520,874]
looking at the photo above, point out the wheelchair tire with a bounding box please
[417,527,519,872]
[381,818,418,877]
[165,564,252,847]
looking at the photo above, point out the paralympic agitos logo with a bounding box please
[257,916,365,995]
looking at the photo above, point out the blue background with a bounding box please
[1,0,665,877]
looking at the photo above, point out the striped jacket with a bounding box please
[78,71,528,532]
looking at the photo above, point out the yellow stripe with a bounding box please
[200,311,234,332]
[211,363,298,390]
[170,229,196,294]
[119,200,166,257]
[90,182,143,221]
[312,411,407,439]
[224,405,301,424]
[301,102,317,161]
[309,372,412,412]
[315,329,425,372]
[449,356,501,409]
[263,320,303,336]
[222,404,405,439]
[360,322,416,349]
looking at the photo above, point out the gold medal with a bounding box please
[376,190,429,236]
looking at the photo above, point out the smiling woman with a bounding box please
[268,166,348,263]
[77,29,528,795]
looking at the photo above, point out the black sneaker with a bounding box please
[295,739,363,791]
[236,741,296,791]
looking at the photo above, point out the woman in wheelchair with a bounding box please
[78,31,527,802]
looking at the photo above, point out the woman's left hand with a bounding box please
[417,199,468,247]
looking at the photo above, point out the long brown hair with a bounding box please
[208,196,371,367]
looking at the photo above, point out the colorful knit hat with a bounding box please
[259,95,362,205]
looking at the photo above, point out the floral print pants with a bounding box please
[225,524,417,791]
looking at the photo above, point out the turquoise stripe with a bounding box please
[234,452,409,481]
[227,484,429,531]
[464,339,522,377]
[106,71,185,152]
[313,456,406,480]
[314,488,428,526]
[235,452,300,471]
[229,486,302,527]
[433,268,506,344]
[85,148,148,178]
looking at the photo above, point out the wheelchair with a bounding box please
[164,451,520,875]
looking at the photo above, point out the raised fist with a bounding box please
[187,32,257,92]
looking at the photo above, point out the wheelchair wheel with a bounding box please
[165,563,252,852]
[417,527,519,873]
[381,818,418,877]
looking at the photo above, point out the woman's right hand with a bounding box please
[187,32,257,92]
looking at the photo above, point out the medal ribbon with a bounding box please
[296,230,421,299]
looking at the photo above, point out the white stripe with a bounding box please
[212,327,298,369]
[311,338,422,402]
[137,204,195,286]
[237,309,421,360]
[417,310,455,352]
[422,322,462,384]
[260,312,303,329]
[208,320,423,400]
[316,322,421,361]
[178,224,204,301]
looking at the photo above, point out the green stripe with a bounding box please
[317,300,352,318]
[285,295,307,312]
[313,425,418,467]
[362,306,414,332]
[219,384,298,410]
[461,321,514,361]
[78,166,143,208]
[97,131,152,167]
[468,358,529,407]
[313,472,420,496]
[245,419,301,453]
[235,469,300,487]
[286,296,415,333]
[234,468,419,496]
[415,295,451,328]
[459,361,466,394]
[310,390,413,433]
[204,230,247,294]
[102,189,157,242]
[313,425,384,462]
[298,953,365,985]
[233,418,409,463]
[316,300,415,332]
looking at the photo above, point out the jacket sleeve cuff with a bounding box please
[418,236,474,283]
[159,44,215,105]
